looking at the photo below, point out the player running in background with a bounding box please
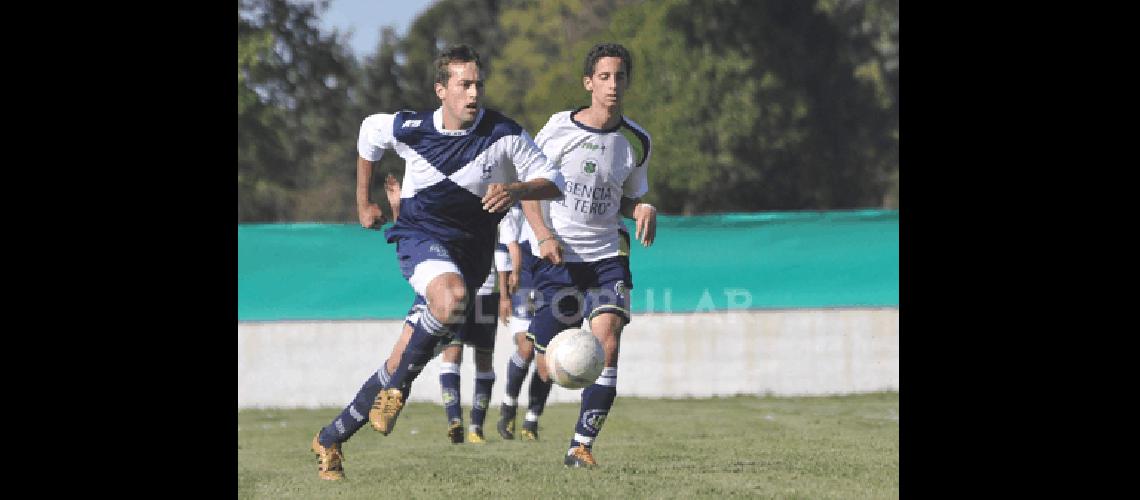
[522,42,657,468]
[310,44,562,481]
[494,204,550,441]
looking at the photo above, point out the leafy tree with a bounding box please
[395,0,507,111]
[487,0,640,133]
[238,0,899,220]
[604,0,899,212]
[238,0,359,221]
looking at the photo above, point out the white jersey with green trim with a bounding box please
[529,109,651,262]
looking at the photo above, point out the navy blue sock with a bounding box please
[318,365,391,446]
[440,362,462,423]
[471,370,495,428]
[569,367,617,451]
[503,351,531,406]
[387,308,450,395]
[526,368,553,419]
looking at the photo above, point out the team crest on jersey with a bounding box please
[581,409,608,433]
[583,159,598,174]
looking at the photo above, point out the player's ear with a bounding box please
[435,82,446,100]
[583,76,592,92]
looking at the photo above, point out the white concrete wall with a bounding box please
[237,308,898,408]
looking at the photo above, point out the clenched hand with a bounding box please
[358,202,385,230]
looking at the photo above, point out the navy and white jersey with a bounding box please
[529,109,651,262]
[357,107,561,250]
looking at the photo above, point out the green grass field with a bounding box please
[238,392,898,499]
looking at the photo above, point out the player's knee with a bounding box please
[448,285,468,313]
[591,312,624,337]
[534,352,550,381]
[429,285,467,323]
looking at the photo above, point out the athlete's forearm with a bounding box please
[507,178,561,201]
[507,241,522,275]
[356,157,375,208]
[498,271,512,299]
[522,200,553,241]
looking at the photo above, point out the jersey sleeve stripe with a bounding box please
[620,118,652,168]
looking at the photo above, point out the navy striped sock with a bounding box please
[319,365,391,446]
[387,308,450,394]
[569,367,617,451]
[503,352,530,406]
[471,370,495,428]
[439,362,462,423]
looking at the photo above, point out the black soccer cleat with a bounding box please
[497,404,517,440]
[521,420,539,441]
[447,419,464,444]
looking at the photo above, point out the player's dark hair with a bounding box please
[583,42,632,81]
[435,45,483,86]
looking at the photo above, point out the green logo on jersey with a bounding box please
[583,160,597,174]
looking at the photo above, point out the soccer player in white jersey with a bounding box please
[310,45,563,481]
[522,42,658,468]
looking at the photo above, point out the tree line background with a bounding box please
[238,0,898,222]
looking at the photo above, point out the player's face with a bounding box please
[435,61,484,129]
[584,56,628,109]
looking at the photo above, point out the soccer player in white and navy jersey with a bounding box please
[385,174,512,445]
[310,45,563,481]
[521,42,658,468]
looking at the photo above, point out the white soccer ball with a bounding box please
[544,328,605,389]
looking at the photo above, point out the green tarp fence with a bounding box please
[238,210,898,321]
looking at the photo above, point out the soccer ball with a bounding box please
[544,328,605,389]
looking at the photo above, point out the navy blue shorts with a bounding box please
[395,235,490,301]
[527,255,632,353]
[405,293,498,350]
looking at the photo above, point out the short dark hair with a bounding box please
[583,42,632,81]
[435,45,482,86]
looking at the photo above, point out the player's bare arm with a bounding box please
[522,199,563,265]
[384,174,401,220]
[507,241,522,292]
[356,156,386,229]
[481,178,561,213]
[620,197,657,247]
[498,270,512,325]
